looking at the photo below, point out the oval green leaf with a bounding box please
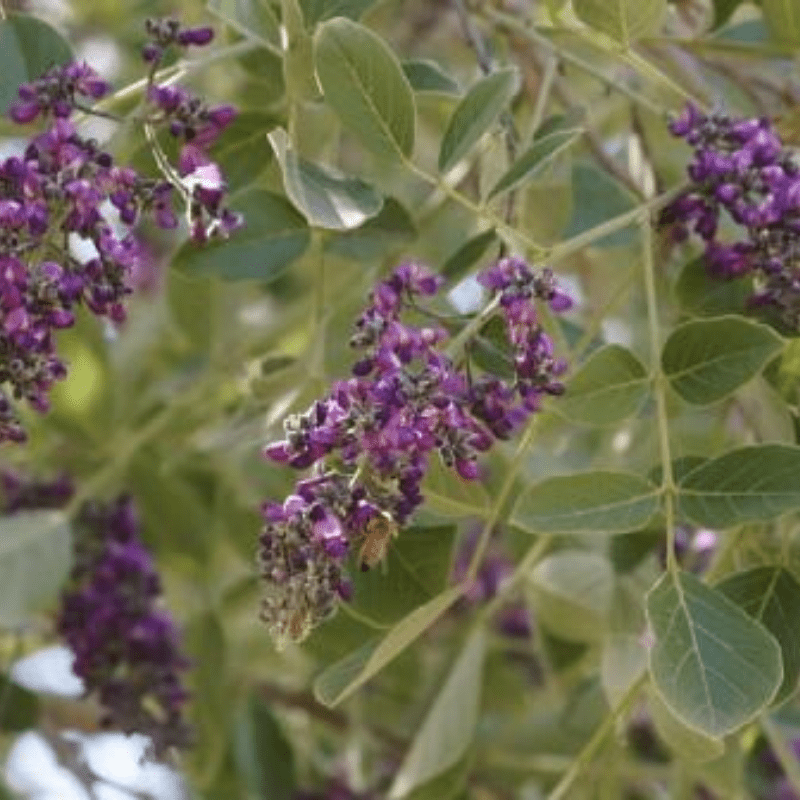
[573,0,667,45]
[677,444,800,528]
[314,586,463,707]
[173,189,310,281]
[389,629,485,798]
[438,68,518,174]
[402,59,460,95]
[0,511,71,627]
[268,128,383,229]
[349,524,457,625]
[648,688,725,763]
[647,571,782,737]
[0,16,72,114]
[300,0,378,23]
[716,567,800,706]
[662,316,784,405]
[206,0,281,50]
[675,256,751,318]
[488,127,582,199]
[512,471,660,534]
[558,344,650,426]
[314,17,415,160]
[441,229,498,281]
[529,551,614,643]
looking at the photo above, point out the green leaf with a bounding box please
[488,127,582,199]
[206,0,281,50]
[564,163,636,248]
[325,197,417,260]
[314,18,415,160]
[173,190,310,281]
[313,586,463,706]
[349,524,458,625]
[402,60,460,95]
[213,110,277,192]
[647,571,782,737]
[558,344,650,426]
[677,445,800,528]
[233,694,297,800]
[648,689,725,762]
[762,0,800,44]
[602,634,647,706]
[422,458,490,518]
[573,0,667,45]
[438,69,517,174]
[389,629,486,798]
[662,317,784,405]
[529,551,614,643]
[441,229,498,281]
[0,16,72,115]
[0,511,71,627]
[512,471,660,534]
[268,128,383,229]
[282,0,320,101]
[716,567,800,706]
[675,256,751,318]
[300,0,378,23]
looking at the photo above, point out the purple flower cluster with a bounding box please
[260,259,571,646]
[0,469,73,513]
[57,496,192,754]
[663,103,800,327]
[0,21,239,443]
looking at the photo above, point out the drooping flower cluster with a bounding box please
[56,496,192,754]
[260,259,571,646]
[0,19,239,444]
[0,469,74,513]
[663,103,800,328]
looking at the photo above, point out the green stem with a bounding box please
[546,183,687,265]
[445,295,501,363]
[480,7,666,114]
[402,159,546,257]
[545,674,645,800]
[640,217,677,572]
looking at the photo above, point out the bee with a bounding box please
[358,512,398,571]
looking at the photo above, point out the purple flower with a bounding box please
[260,259,572,645]
[57,496,192,754]
[664,104,800,328]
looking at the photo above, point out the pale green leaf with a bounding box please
[558,344,650,425]
[172,190,310,281]
[573,0,667,45]
[314,18,415,159]
[314,587,463,706]
[512,471,660,534]
[647,571,782,737]
[677,445,800,528]
[268,128,383,229]
[716,567,800,705]
[488,128,582,200]
[438,69,518,174]
[648,689,725,762]
[402,60,460,95]
[529,551,614,643]
[389,629,485,798]
[206,0,281,50]
[0,16,72,114]
[662,317,784,405]
[0,512,71,627]
[675,256,751,318]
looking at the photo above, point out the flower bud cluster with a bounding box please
[260,259,572,646]
[0,20,239,443]
[56,496,192,754]
[663,103,800,327]
[0,469,73,513]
